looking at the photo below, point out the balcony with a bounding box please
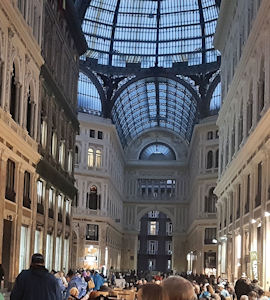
[137,193,176,202]
[204,239,217,245]
[5,188,16,202]
[48,208,54,219]
[72,207,106,217]
[37,203,44,214]
[23,196,31,209]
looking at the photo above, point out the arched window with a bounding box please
[205,188,217,213]
[247,84,253,133]
[23,171,31,208]
[207,131,213,140]
[96,149,101,167]
[139,143,176,161]
[86,186,100,210]
[231,122,235,158]
[10,63,18,121]
[75,146,79,164]
[207,151,213,169]
[215,150,219,168]
[26,86,32,135]
[51,132,57,159]
[210,82,221,112]
[258,56,265,116]
[41,119,47,148]
[5,159,16,202]
[59,141,65,167]
[68,151,72,173]
[77,72,102,115]
[238,102,243,147]
[87,148,94,167]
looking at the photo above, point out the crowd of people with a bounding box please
[7,253,270,300]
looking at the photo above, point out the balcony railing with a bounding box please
[37,203,44,214]
[204,239,216,245]
[72,207,106,217]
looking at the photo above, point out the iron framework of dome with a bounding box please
[112,77,198,146]
[75,0,221,148]
[80,0,220,69]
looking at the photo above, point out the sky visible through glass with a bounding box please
[82,0,219,68]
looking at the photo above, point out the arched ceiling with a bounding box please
[81,0,220,69]
[111,77,198,147]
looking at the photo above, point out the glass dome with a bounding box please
[82,0,220,68]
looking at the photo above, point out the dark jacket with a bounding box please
[235,278,252,300]
[10,265,62,300]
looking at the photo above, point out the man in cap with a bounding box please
[10,253,62,300]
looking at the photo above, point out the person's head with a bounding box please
[70,287,79,298]
[66,269,75,282]
[257,289,264,298]
[217,284,224,291]
[31,253,45,267]
[162,276,196,300]
[240,296,249,300]
[248,291,258,300]
[211,294,221,300]
[137,283,165,300]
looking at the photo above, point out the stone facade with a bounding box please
[0,0,86,288]
[0,0,43,288]
[74,113,219,274]
[186,116,219,274]
[214,0,270,289]
[72,113,124,272]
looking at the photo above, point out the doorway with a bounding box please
[2,219,12,289]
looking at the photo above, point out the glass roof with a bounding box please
[210,82,221,111]
[78,72,102,115]
[82,0,220,68]
[139,143,176,160]
[112,77,198,147]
